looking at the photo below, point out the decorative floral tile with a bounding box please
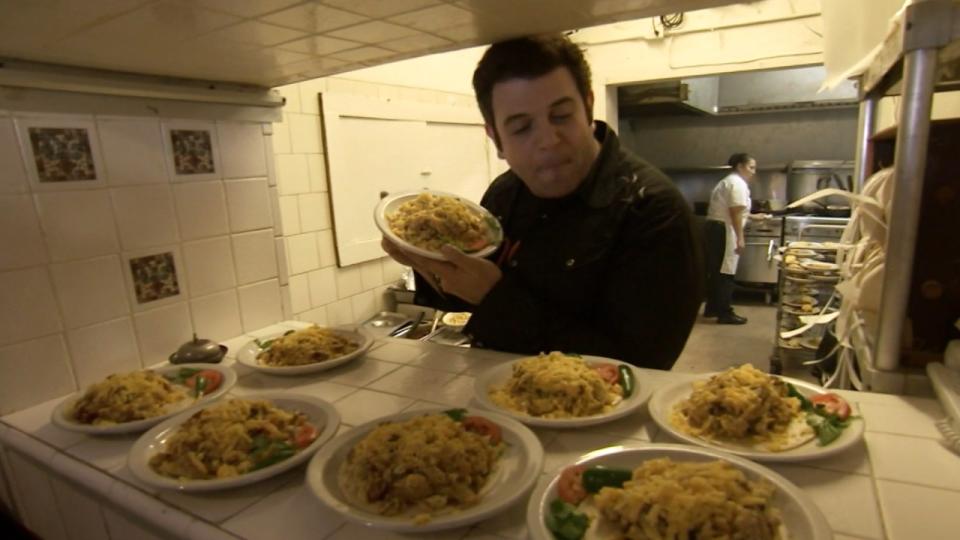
[15,115,106,191]
[28,127,98,182]
[128,251,181,304]
[170,129,215,175]
[122,246,188,312]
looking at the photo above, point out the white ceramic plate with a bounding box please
[306,407,543,533]
[526,444,833,540]
[650,375,864,462]
[51,364,237,435]
[128,393,339,492]
[786,241,825,250]
[800,260,839,272]
[473,356,649,428]
[374,189,503,261]
[782,295,818,308]
[236,327,373,375]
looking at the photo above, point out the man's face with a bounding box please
[487,67,600,198]
[740,158,757,181]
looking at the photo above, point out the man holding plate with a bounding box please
[382,34,702,370]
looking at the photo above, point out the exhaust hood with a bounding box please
[619,65,859,117]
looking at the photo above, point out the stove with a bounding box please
[783,216,849,244]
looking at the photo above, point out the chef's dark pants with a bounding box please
[704,220,735,316]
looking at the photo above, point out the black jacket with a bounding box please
[415,121,703,369]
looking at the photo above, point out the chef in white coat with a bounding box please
[703,153,756,324]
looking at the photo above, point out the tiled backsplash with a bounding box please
[0,110,286,414]
[0,76,462,414]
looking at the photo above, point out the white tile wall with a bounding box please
[0,194,47,270]
[349,289,378,322]
[307,267,337,306]
[172,181,230,240]
[288,273,311,313]
[49,476,110,540]
[67,317,141,388]
[50,255,129,329]
[298,192,332,232]
[306,153,327,192]
[271,113,292,154]
[335,265,362,298]
[325,297,354,326]
[35,190,120,262]
[182,236,237,297]
[6,452,69,540]
[111,185,180,250]
[0,117,29,193]
[287,233,320,274]
[275,154,310,195]
[0,267,62,346]
[133,302,193,367]
[359,260,384,290]
[0,335,74,415]
[96,117,167,185]
[275,237,289,286]
[278,195,301,235]
[224,178,273,232]
[190,289,243,342]
[0,107,283,414]
[317,229,337,267]
[232,230,278,285]
[217,122,268,179]
[237,279,283,332]
[287,113,322,154]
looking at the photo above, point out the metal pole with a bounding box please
[875,47,937,371]
[853,94,878,193]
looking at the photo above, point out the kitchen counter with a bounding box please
[2,320,959,540]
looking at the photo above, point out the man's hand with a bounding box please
[735,236,745,255]
[382,237,501,304]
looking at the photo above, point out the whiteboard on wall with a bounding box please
[321,93,499,267]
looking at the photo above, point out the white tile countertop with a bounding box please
[2,320,960,539]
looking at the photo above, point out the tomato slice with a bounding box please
[557,465,587,505]
[294,423,319,448]
[592,363,619,385]
[462,416,502,445]
[810,393,851,420]
[184,370,223,395]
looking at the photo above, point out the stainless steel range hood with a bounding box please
[619,65,859,117]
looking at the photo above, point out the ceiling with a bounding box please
[0,0,742,89]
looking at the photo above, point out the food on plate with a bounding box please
[164,367,224,398]
[338,410,504,524]
[386,193,496,253]
[488,352,632,418]
[149,398,319,480]
[547,458,783,540]
[671,364,814,451]
[671,364,855,450]
[255,325,359,367]
[71,370,193,425]
[442,311,472,327]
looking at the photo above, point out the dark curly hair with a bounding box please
[727,152,755,169]
[472,34,593,147]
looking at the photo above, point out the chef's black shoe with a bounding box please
[717,313,747,325]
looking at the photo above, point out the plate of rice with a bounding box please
[374,190,503,261]
[473,352,649,428]
[649,364,863,462]
[128,392,339,491]
[306,407,543,532]
[527,444,831,540]
[236,325,373,375]
[51,364,237,435]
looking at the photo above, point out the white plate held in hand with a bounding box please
[374,189,503,261]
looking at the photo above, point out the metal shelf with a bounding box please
[852,0,960,375]
[860,0,960,99]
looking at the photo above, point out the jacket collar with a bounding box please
[573,120,626,209]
